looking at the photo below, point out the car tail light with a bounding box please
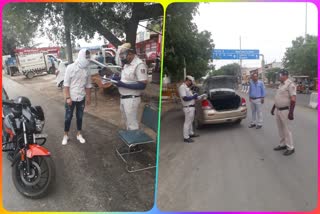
[202,99,212,110]
[241,98,246,106]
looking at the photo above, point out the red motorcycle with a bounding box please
[2,93,55,199]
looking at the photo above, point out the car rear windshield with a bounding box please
[203,76,238,90]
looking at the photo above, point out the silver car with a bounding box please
[195,75,247,128]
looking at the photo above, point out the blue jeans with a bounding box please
[64,99,85,132]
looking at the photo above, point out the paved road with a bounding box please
[157,93,317,211]
[2,76,155,212]
[265,87,312,108]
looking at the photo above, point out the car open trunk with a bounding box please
[202,76,241,111]
[208,89,240,111]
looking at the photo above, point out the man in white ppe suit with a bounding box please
[178,75,200,143]
[62,49,92,145]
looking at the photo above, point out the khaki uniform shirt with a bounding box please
[274,79,297,108]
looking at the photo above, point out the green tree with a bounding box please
[265,67,281,84]
[2,4,46,55]
[210,69,225,76]
[146,18,163,33]
[71,3,163,47]
[283,35,318,78]
[164,3,215,81]
[3,3,163,62]
[218,63,241,76]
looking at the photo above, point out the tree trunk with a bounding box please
[77,5,122,47]
[63,4,73,63]
[124,3,144,48]
[152,56,161,84]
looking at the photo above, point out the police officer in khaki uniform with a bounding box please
[271,69,296,156]
[178,75,200,143]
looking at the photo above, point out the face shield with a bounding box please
[115,43,132,66]
[119,49,129,64]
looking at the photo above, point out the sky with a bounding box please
[193,2,318,69]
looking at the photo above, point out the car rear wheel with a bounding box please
[48,67,55,74]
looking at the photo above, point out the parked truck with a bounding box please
[16,53,60,79]
[4,56,19,76]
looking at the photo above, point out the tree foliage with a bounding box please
[265,67,281,84]
[2,3,46,55]
[164,3,215,81]
[210,63,241,77]
[283,35,318,78]
[2,3,163,60]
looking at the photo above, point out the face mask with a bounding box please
[121,59,129,64]
[78,59,90,68]
[83,59,91,67]
[119,50,129,65]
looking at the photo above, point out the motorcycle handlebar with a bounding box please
[2,100,23,107]
[3,100,15,106]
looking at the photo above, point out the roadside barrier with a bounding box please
[309,92,318,109]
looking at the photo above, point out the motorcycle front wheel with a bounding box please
[12,156,56,199]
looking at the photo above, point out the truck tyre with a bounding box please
[26,71,35,79]
[11,67,19,76]
[48,67,55,74]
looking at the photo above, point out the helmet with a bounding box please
[186,75,195,84]
[14,96,31,107]
[119,43,132,51]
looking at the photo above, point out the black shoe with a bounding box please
[248,124,256,128]
[273,145,287,151]
[184,138,194,143]
[189,134,200,138]
[256,125,263,129]
[283,149,295,156]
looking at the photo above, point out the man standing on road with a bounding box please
[178,75,200,143]
[271,69,296,156]
[62,49,92,145]
[248,73,266,129]
[112,43,148,130]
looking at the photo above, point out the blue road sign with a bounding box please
[212,49,260,60]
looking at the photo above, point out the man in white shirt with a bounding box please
[62,49,92,145]
[112,43,148,130]
[178,75,199,143]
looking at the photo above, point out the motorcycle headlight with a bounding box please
[35,119,45,132]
